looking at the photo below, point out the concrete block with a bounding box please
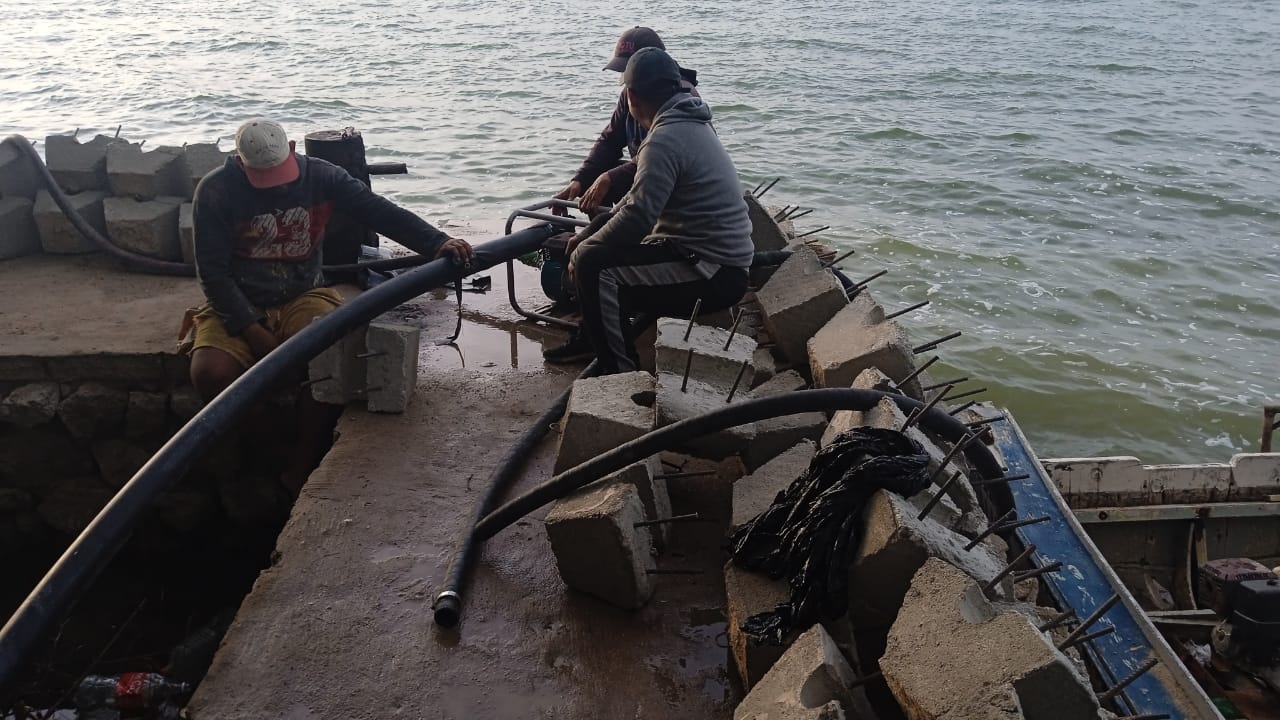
[0,140,42,199]
[808,310,915,390]
[107,143,192,200]
[44,354,166,384]
[34,189,107,254]
[881,558,1099,720]
[733,624,856,720]
[0,382,60,428]
[545,479,655,609]
[850,489,1006,629]
[45,134,118,193]
[104,196,183,261]
[184,143,230,191]
[734,440,816,527]
[756,245,848,371]
[744,371,826,470]
[1231,453,1280,490]
[0,197,40,260]
[364,320,420,413]
[126,391,168,438]
[655,370,755,459]
[605,459,672,550]
[744,191,789,252]
[179,202,195,263]
[554,371,655,473]
[725,563,793,690]
[750,346,777,388]
[58,382,129,440]
[654,317,755,387]
[308,326,367,405]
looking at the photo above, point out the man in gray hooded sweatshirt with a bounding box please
[544,47,753,373]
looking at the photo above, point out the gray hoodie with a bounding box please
[582,93,753,271]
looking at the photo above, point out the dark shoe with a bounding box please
[543,331,595,364]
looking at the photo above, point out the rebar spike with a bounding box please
[1098,657,1161,705]
[898,407,923,432]
[912,330,963,354]
[1056,594,1121,651]
[752,179,765,194]
[684,299,703,341]
[897,356,938,389]
[963,509,1017,551]
[995,515,1052,534]
[982,543,1038,594]
[886,300,931,321]
[821,248,856,269]
[1061,625,1116,650]
[355,351,387,359]
[966,415,1008,428]
[788,208,815,220]
[904,384,954,431]
[917,471,963,521]
[113,124,121,138]
[634,512,701,528]
[300,375,333,387]
[852,269,888,288]
[948,401,978,416]
[798,225,831,239]
[723,308,744,351]
[944,386,988,403]
[1013,561,1063,583]
[924,377,967,392]
[726,360,750,403]
[971,472,1032,487]
[1037,608,1077,632]
[756,177,782,198]
[927,431,980,485]
[655,470,717,480]
[680,348,694,393]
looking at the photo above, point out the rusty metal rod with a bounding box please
[684,298,703,341]
[948,401,978,416]
[995,515,1052,533]
[796,225,831,239]
[971,472,1032,487]
[1056,594,1121,651]
[756,177,781,198]
[355,351,386,359]
[852,269,888,288]
[300,375,333,387]
[902,384,955,431]
[966,415,1008,428]
[1098,658,1161,705]
[963,508,1017,551]
[634,513,701,528]
[886,300,931,320]
[1013,561,1063,583]
[773,206,793,221]
[821,248,856,269]
[917,471,963,521]
[655,470,717,480]
[788,208,814,220]
[1061,625,1116,650]
[723,309,744,350]
[913,331,962,354]
[982,543,1038,593]
[926,432,980,485]
[899,407,922,432]
[943,386,987,403]
[1038,608,1076,632]
[923,377,967,392]
[726,360,750,403]
[680,348,694,393]
[897,356,938,389]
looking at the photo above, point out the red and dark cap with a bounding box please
[604,26,665,72]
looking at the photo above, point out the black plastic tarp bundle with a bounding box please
[729,427,932,644]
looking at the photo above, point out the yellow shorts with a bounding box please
[191,287,345,369]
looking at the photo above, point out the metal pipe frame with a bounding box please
[503,199,591,330]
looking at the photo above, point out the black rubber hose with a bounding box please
[0,223,558,692]
[3,134,195,276]
[470,388,1002,543]
[432,359,602,628]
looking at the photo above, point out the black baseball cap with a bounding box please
[604,26,665,72]
[622,47,684,94]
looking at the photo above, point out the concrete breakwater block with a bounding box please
[655,316,756,387]
[881,558,1100,720]
[107,143,192,200]
[756,245,848,372]
[104,196,183,261]
[545,479,655,609]
[554,371,655,474]
[808,304,916,392]
[727,441,816,688]
[0,196,40,260]
[364,320,420,413]
[849,489,1005,629]
[0,382,61,428]
[605,459,672,550]
[744,191,789,252]
[34,189,107,254]
[184,142,230,191]
[655,370,755,459]
[45,134,119,193]
[309,327,367,405]
[179,202,195,263]
[743,370,826,471]
[0,140,42,199]
[733,624,858,720]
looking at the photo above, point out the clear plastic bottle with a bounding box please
[73,673,191,711]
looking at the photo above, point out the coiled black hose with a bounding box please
[432,359,602,627]
[461,388,1000,572]
[0,223,559,692]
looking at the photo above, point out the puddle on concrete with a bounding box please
[419,317,575,374]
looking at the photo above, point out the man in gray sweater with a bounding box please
[545,47,753,373]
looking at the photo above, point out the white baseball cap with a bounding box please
[234,119,300,188]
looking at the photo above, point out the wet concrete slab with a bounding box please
[189,264,738,719]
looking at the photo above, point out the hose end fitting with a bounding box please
[433,591,461,627]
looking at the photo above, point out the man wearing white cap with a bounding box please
[189,118,472,494]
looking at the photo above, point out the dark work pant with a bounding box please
[573,242,749,374]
